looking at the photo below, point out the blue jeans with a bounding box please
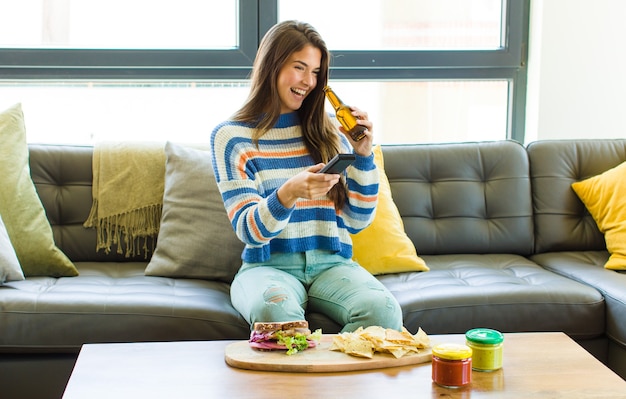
[230,250,403,333]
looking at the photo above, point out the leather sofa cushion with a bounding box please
[377,254,605,340]
[532,251,626,346]
[527,139,626,253]
[381,141,534,256]
[0,262,250,352]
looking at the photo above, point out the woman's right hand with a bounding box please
[276,164,341,208]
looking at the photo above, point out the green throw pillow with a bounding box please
[0,103,78,277]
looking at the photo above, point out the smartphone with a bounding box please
[318,153,356,174]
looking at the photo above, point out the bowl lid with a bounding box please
[465,328,504,345]
[432,343,472,360]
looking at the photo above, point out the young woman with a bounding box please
[210,20,403,333]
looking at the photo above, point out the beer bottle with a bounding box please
[323,86,367,141]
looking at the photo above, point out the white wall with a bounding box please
[525,0,626,143]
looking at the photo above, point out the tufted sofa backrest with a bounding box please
[29,144,149,262]
[527,139,626,254]
[381,140,534,256]
[32,139,618,262]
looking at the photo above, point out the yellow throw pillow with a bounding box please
[351,145,429,275]
[0,103,78,277]
[571,161,626,270]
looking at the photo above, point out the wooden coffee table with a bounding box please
[62,332,626,399]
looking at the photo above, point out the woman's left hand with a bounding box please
[341,106,374,157]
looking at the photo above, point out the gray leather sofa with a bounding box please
[1,139,625,399]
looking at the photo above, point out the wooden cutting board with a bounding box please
[224,334,432,373]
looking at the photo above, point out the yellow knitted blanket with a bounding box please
[83,141,165,257]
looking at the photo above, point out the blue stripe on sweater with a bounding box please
[347,178,378,196]
[240,236,352,263]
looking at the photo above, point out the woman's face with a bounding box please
[277,44,322,114]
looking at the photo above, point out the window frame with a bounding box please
[0,0,529,141]
[0,0,258,79]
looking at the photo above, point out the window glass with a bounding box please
[0,0,238,49]
[279,0,503,50]
[325,81,508,143]
[0,82,249,144]
[1,80,506,145]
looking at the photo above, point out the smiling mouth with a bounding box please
[291,88,307,97]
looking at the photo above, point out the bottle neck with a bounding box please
[324,87,343,110]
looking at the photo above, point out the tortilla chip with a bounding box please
[330,326,430,359]
[385,328,413,345]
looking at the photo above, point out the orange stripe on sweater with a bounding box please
[247,211,264,241]
[349,192,378,203]
[245,148,309,158]
[235,148,310,179]
[295,199,334,209]
[227,198,256,220]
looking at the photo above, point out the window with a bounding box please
[280,0,504,51]
[0,0,528,144]
[0,0,238,49]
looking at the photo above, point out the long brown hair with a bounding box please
[232,20,347,209]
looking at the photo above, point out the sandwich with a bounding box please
[249,320,322,355]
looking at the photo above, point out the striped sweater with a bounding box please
[210,112,379,263]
